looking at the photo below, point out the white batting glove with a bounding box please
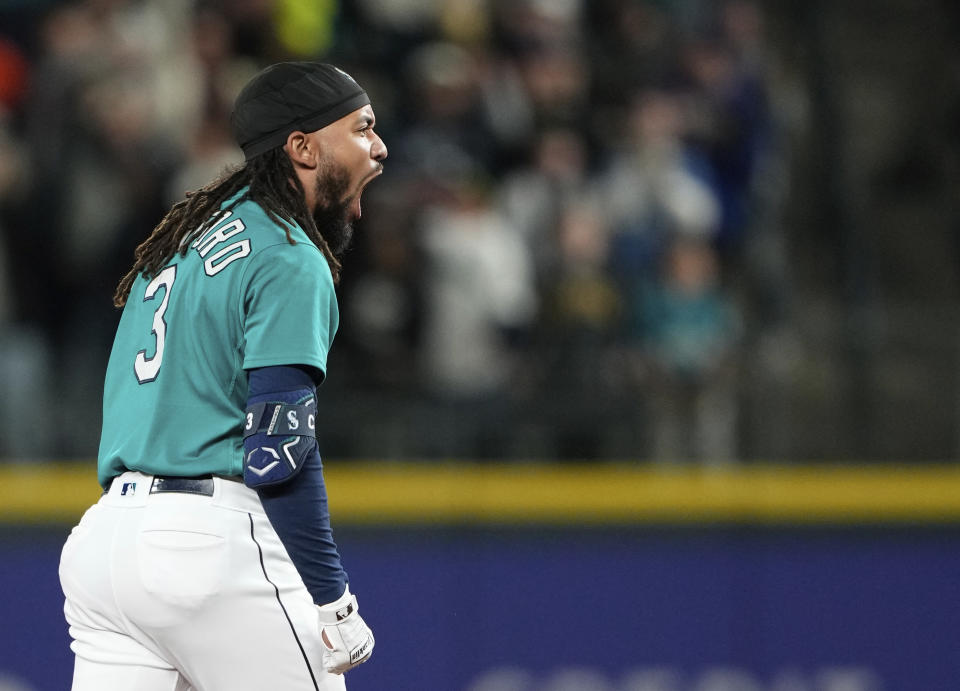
[317,585,374,675]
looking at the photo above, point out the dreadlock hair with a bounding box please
[113,147,342,307]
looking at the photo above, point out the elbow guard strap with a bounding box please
[243,395,317,489]
[244,402,317,439]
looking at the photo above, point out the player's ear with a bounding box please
[284,131,317,169]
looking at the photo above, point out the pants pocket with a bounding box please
[136,528,227,613]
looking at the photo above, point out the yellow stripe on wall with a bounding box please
[322,463,960,525]
[2,462,960,525]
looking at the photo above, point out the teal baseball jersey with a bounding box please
[97,193,338,486]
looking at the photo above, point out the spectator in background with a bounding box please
[600,86,722,297]
[21,0,202,453]
[394,41,499,177]
[340,196,420,394]
[499,126,592,278]
[0,0,792,462]
[0,105,54,460]
[498,0,590,132]
[332,187,422,459]
[163,5,248,207]
[586,0,683,105]
[708,0,796,331]
[629,235,742,463]
[417,174,538,458]
[536,197,625,459]
[681,29,770,259]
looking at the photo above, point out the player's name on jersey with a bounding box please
[191,211,252,277]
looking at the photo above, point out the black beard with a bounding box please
[312,160,354,259]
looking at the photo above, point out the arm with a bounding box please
[244,364,373,673]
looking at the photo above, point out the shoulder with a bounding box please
[242,236,334,297]
[254,241,330,276]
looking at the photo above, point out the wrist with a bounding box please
[317,584,357,624]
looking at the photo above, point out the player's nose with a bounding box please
[371,134,387,162]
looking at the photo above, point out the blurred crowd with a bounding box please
[0,0,801,462]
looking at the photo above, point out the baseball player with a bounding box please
[58,62,386,690]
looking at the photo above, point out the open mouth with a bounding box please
[350,166,384,221]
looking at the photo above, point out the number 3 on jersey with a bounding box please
[134,265,177,384]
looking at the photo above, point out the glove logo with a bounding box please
[246,447,281,477]
[287,410,299,430]
[351,639,371,664]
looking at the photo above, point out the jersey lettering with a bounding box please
[192,212,253,276]
[193,214,244,256]
[205,239,252,276]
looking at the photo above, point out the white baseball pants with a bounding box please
[59,471,347,691]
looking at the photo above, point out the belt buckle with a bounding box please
[150,476,215,496]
